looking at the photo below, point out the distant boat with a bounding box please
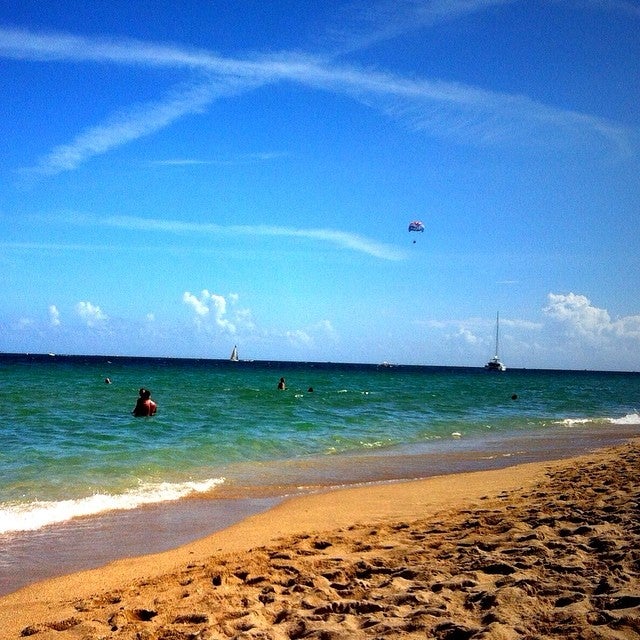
[230,345,239,362]
[485,312,506,372]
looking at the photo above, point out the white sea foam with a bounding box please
[609,412,640,425]
[0,477,225,534]
[556,417,593,426]
[555,413,640,427]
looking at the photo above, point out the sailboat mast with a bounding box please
[485,312,506,370]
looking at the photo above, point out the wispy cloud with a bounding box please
[149,152,290,166]
[326,0,518,55]
[328,0,640,55]
[0,27,253,73]
[1,215,404,260]
[101,215,406,260]
[1,16,633,176]
[299,62,632,153]
[26,78,261,175]
[1,220,405,260]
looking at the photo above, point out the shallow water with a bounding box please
[1,354,639,594]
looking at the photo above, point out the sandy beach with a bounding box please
[1,441,638,639]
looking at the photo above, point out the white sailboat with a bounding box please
[230,345,239,362]
[485,312,506,371]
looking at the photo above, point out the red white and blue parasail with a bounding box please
[408,220,425,233]
[408,221,425,242]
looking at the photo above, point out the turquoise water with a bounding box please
[1,353,640,595]
[2,354,640,536]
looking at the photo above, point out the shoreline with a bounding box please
[3,422,640,598]
[1,439,638,639]
[3,422,640,599]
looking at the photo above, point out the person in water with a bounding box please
[277,377,286,390]
[132,388,157,416]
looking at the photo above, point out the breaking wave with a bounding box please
[555,413,640,428]
[0,477,225,534]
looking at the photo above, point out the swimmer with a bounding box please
[132,388,157,416]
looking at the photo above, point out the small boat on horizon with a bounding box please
[485,312,506,372]
[230,345,239,362]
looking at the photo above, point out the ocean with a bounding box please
[1,353,639,595]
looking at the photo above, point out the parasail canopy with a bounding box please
[408,220,425,233]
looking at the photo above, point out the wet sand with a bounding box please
[0,440,638,639]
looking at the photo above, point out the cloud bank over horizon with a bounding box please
[3,291,637,370]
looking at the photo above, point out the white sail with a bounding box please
[230,345,239,361]
[485,312,506,371]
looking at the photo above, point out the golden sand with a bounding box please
[1,441,638,639]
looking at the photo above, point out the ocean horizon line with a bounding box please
[1,351,639,375]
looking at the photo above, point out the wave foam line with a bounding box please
[0,477,225,534]
[610,413,640,425]
[555,412,640,427]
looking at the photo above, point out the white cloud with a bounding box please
[544,292,611,337]
[616,315,640,338]
[181,290,335,350]
[544,292,640,341]
[76,301,108,326]
[209,293,236,333]
[182,290,210,316]
[234,307,256,331]
[315,319,337,336]
[183,290,243,333]
[48,304,60,326]
[455,327,479,345]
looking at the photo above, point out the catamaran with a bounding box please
[485,312,506,371]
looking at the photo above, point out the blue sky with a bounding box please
[1,0,639,370]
